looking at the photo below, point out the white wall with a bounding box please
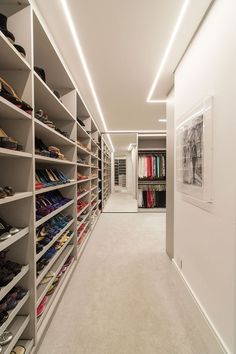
[174,0,236,352]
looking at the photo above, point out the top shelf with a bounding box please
[0,31,31,70]
[34,73,75,121]
[33,14,74,90]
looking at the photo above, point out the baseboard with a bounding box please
[172,259,229,354]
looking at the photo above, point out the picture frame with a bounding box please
[176,96,213,204]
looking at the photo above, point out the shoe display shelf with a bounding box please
[0,1,103,352]
[102,138,112,209]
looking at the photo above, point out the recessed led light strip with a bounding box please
[60,0,114,152]
[147,0,189,103]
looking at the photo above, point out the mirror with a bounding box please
[102,133,138,212]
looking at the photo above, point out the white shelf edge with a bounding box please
[0,227,29,253]
[35,155,75,165]
[0,148,32,159]
[1,315,30,354]
[35,181,76,195]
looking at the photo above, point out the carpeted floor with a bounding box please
[103,192,137,212]
[36,213,209,354]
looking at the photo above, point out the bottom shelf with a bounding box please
[138,207,166,213]
[13,339,34,354]
[37,259,76,341]
[2,315,30,354]
[37,245,74,329]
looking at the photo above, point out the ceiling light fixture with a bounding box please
[158,119,167,122]
[60,0,114,152]
[147,0,190,103]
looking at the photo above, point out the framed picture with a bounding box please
[176,96,213,203]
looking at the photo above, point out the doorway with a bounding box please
[102,133,138,213]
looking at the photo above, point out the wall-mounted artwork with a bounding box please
[176,97,213,203]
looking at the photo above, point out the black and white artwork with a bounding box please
[182,114,203,187]
[176,97,213,204]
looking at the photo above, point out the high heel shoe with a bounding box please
[0,77,32,113]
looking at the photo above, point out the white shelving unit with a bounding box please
[102,139,112,209]
[0,1,105,352]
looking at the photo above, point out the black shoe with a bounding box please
[0,13,15,44]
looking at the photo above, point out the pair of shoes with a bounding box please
[77,186,87,196]
[57,256,74,277]
[77,201,89,213]
[77,117,86,127]
[0,13,26,58]
[35,109,70,139]
[10,344,26,354]
[36,191,71,219]
[0,330,13,346]
[0,217,20,243]
[77,173,89,181]
[37,296,48,317]
[0,127,23,151]
[0,186,14,199]
[0,286,27,313]
[36,213,73,252]
[0,77,32,113]
[35,169,70,189]
[0,252,24,287]
[35,138,65,160]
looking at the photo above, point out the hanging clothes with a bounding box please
[138,184,166,208]
[138,153,166,180]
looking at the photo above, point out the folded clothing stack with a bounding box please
[35,137,65,160]
[36,213,73,254]
[36,191,71,220]
[35,169,70,189]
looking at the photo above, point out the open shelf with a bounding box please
[35,199,74,227]
[1,315,30,354]
[0,31,31,71]
[37,244,74,306]
[0,97,32,121]
[0,227,29,253]
[35,154,74,165]
[0,292,29,335]
[34,118,76,147]
[34,73,75,122]
[36,233,74,285]
[35,181,76,195]
[0,265,29,302]
[36,219,74,262]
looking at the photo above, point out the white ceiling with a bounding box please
[33,0,213,134]
[103,133,137,152]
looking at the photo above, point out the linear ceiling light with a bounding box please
[147,0,189,103]
[60,0,114,152]
[158,118,167,122]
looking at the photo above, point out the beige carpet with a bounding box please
[103,192,137,212]
[36,213,209,354]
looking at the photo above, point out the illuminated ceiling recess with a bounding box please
[147,0,190,103]
[60,0,114,152]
